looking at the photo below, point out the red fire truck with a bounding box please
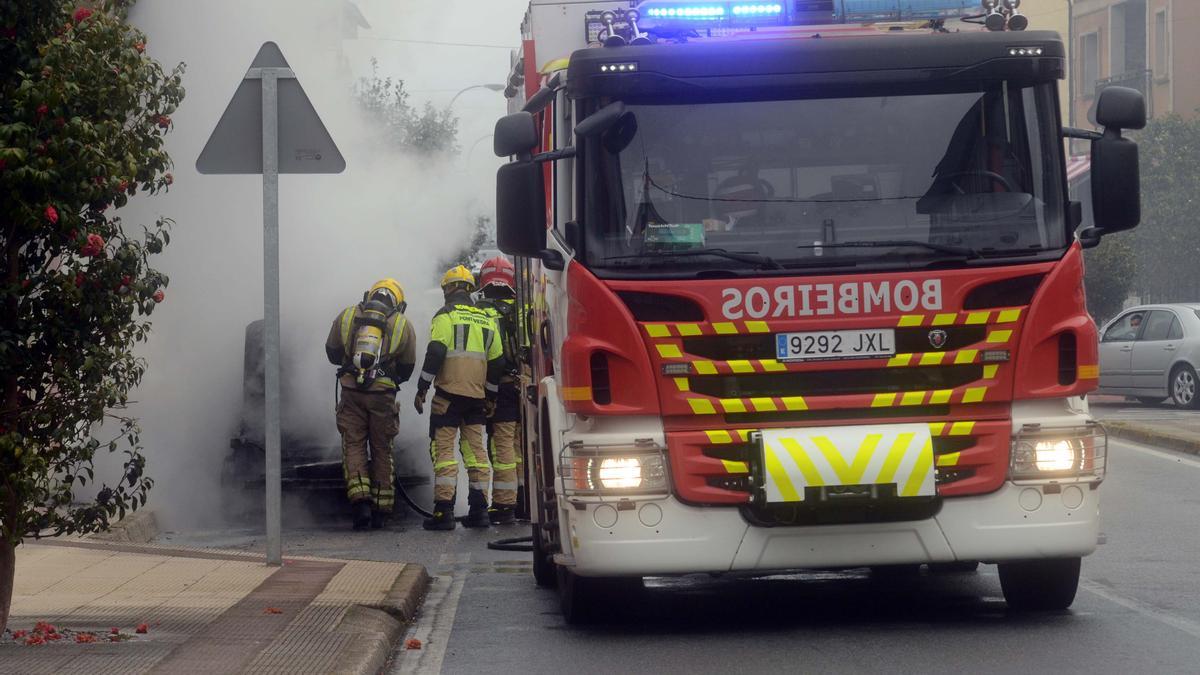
[493,0,1145,622]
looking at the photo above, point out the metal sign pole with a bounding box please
[260,67,283,566]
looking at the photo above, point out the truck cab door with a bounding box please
[1132,310,1180,394]
[1099,310,1145,390]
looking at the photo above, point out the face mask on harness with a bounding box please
[350,290,403,386]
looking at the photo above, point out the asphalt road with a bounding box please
[161,436,1200,674]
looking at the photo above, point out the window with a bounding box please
[1154,10,1169,79]
[1103,311,1145,342]
[1081,32,1100,98]
[1140,310,1174,341]
[1168,317,1184,341]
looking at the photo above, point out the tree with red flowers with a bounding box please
[0,0,184,631]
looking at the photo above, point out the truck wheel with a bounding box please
[557,567,642,625]
[531,523,557,589]
[928,561,980,574]
[998,558,1080,611]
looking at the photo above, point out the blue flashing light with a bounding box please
[645,5,727,20]
[731,3,783,16]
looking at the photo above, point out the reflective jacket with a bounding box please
[325,305,417,392]
[417,291,503,400]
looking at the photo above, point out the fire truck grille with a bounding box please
[689,365,984,399]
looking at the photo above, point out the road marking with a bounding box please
[1081,580,1200,639]
[391,554,468,675]
[1112,438,1200,470]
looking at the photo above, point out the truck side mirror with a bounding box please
[494,112,539,158]
[496,161,546,257]
[1085,87,1145,240]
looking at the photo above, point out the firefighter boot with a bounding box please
[422,502,456,531]
[488,505,515,525]
[371,510,389,530]
[351,501,372,531]
[462,488,490,529]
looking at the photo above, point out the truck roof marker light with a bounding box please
[1007,46,1042,56]
[599,62,638,73]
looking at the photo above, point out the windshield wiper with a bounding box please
[795,239,980,259]
[605,248,783,270]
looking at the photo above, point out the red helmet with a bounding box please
[479,256,515,292]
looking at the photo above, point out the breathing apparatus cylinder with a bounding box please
[351,299,391,384]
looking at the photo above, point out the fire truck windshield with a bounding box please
[580,81,1067,277]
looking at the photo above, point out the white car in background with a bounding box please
[1097,304,1200,409]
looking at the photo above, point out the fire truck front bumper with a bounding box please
[558,481,1099,577]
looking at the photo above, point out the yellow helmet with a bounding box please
[368,278,405,308]
[440,265,476,291]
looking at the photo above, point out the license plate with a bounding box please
[775,328,895,362]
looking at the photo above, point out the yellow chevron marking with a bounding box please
[676,323,703,336]
[763,444,801,501]
[745,321,770,334]
[720,399,747,414]
[932,313,957,326]
[901,439,934,497]
[1079,365,1099,379]
[919,352,945,366]
[750,397,778,412]
[877,432,915,484]
[872,393,897,408]
[962,387,987,403]
[930,389,953,405]
[955,349,979,364]
[694,361,717,375]
[986,329,1013,344]
[888,354,914,367]
[898,314,925,327]
[901,391,926,406]
[965,311,991,325]
[657,343,683,358]
[983,364,999,379]
[782,396,808,411]
[996,309,1022,324]
[813,434,882,485]
[949,421,976,436]
[645,324,670,338]
[928,422,947,436]
[734,430,752,443]
[779,438,825,488]
[674,377,690,392]
[729,360,755,374]
[937,452,961,468]
[688,399,716,415]
[760,360,788,372]
[722,460,750,474]
[713,322,738,335]
[706,430,733,444]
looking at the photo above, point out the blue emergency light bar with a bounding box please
[638,0,982,26]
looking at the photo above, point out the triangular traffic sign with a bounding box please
[196,42,345,174]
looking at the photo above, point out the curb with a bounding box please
[331,564,431,675]
[1105,421,1200,456]
[88,507,161,544]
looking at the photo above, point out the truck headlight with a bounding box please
[1011,424,1105,482]
[559,442,669,496]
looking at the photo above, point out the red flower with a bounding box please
[44,205,58,224]
[118,179,129,193]
[110,627,120,635]
[79,233,104,257]
[163,173,173,185]
[21,279,30,289]
[151,290,164,304]
[75,273,86,288]
[121,275,132,287]
[24,634,45,646]
[74,632,97,643]
[36,104,49,119]
[12,629,28,639]
[93,176,106,185]
[135,623,149,634]
[73,7,93,23]
[134,41,145,53]
[156,115,171,129]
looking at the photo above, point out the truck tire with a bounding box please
[998,557,1080,611]
[532,523,557,588]
[556,567,642,625]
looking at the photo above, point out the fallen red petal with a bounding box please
[135,623,149,634]
[405,638,423,650]
[264,607,283,615]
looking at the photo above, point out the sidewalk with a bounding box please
[1090,396,1200,456]
[0,540,428,675]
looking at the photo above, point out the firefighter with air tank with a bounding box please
[475,256,522,525]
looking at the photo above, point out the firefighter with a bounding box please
[475,256,521,525]
[414,265,504,530]
[326,278,416,530]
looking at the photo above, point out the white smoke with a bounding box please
[119,0,527,528]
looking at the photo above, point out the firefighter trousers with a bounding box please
[486,381,520,507]
[336,388,397,513]
[429,390,491,506]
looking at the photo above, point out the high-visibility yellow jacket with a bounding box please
[417,291,503,399]
[325,305,417,392]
